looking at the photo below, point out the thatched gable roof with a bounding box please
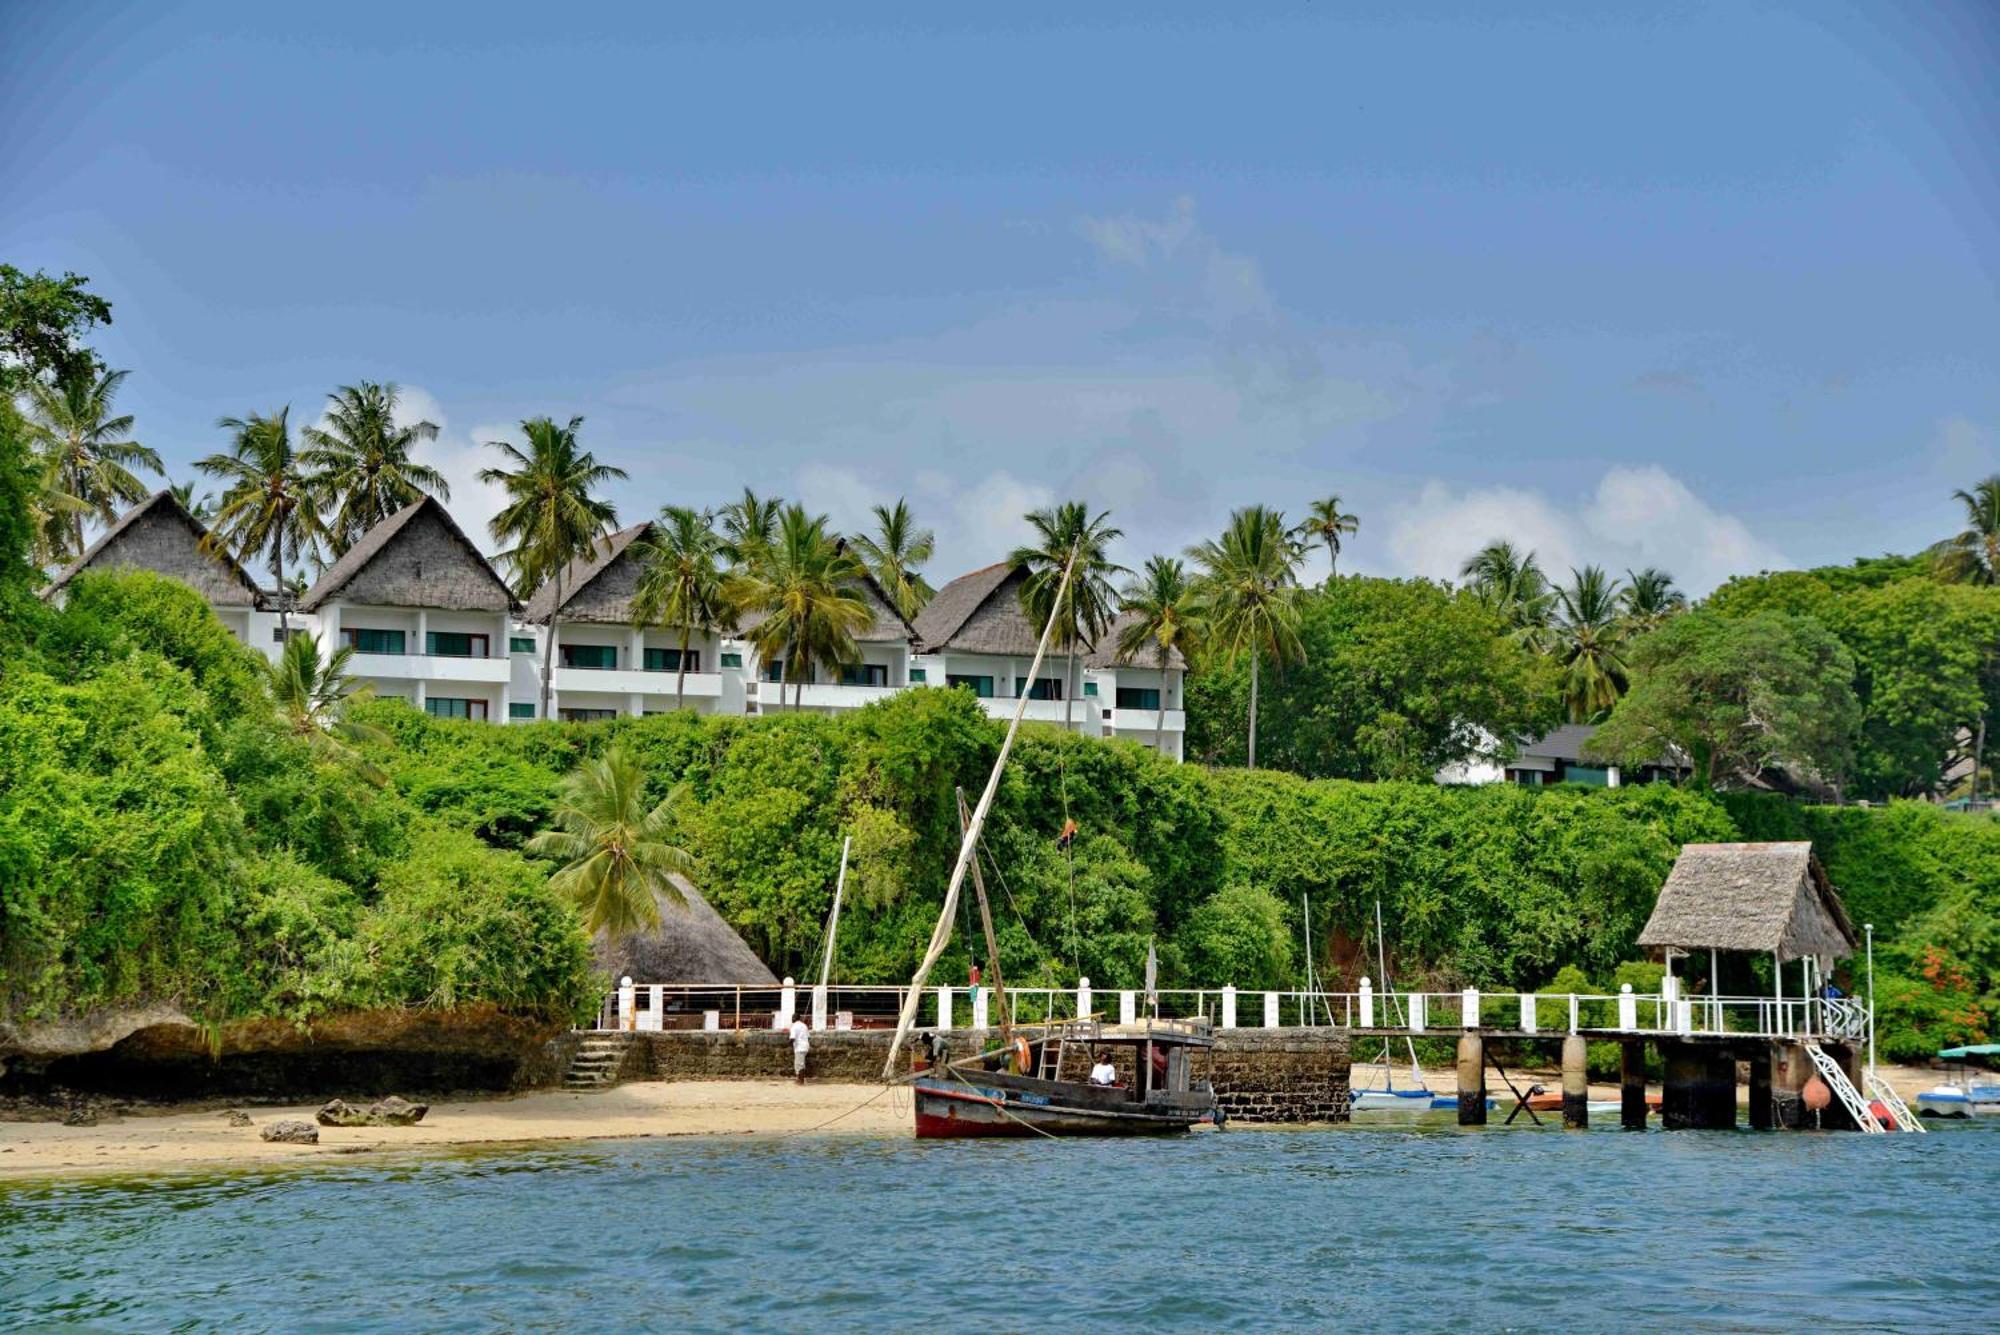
[594,875,778,985]
[44,490,266,608]
[300,496,516,613]
[521,523,653,625]
[914,562,1069,657]
[1084,611,1188,671]
[1637,842,1857,962]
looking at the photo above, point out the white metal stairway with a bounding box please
[1864,1069,1926,1134]
[1802,1043,1921,1133]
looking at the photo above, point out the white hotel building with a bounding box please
[52,493,1187,759]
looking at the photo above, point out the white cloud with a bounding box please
[797,463,1051,575]
[1931,414,1993,479]
[1387,465,1788,597]
[1075,195,1199,267]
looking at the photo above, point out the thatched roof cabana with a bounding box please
[595,875,778,984]
[44,490,267,607]
[1637,842,1857,963]
[300,496,516,613]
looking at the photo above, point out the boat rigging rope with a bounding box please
[1057,739,1082,981]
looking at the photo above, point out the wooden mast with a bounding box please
[957,787,1012,1040]
[880,545,1079,1077]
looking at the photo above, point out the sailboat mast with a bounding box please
[958,787,1012,1039]
[880,546,1081,1077]
[817,835,852,992]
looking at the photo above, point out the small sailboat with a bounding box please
[1916,1044,2000,1118]
[883,545,1218,1139]
[1346,900,1493,1115]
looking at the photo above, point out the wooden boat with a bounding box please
[914,1021,1217,1139]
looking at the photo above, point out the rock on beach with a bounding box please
[259,1120,318,1145]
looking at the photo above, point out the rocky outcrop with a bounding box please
[0,1005,575,1103]
[222,1109,253,1127]
[259,1119,318,1144]
[316,1096,428,1127]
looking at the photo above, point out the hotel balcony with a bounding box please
[972,696,1098,729]
[1106,708,1186,734]
[551,665,725,699]
[346,651,512,685]
[780,682,905,710]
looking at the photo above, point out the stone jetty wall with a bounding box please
[625,1026,1352,1123]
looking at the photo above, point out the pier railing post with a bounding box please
[1568,994,1579,1035]
[1520,992,1538,1035]
[618,976,635,1031]
[1461,988,1480,1030]
[811,983,829,1032]
[1077,977,1092,1022]
[972,986,990,1031]
[936,985,953,1031]
[1359,976,1375,1028]
[1119,990,1136,1026]
[1617,983,1637,1032]
[778,976,797,1030]
[1264,991,1280,1028]
[1221,985,1237,1029]
[1410,992,1427,1033]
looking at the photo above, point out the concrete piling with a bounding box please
[1748,1047,1773,1130]
[1456,1033,1486,1126]
[1620,1041,1648,1131]
[1560,1034,1589,1129]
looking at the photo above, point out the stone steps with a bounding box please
[562,1034,635,1091]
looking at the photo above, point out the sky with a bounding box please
[3,2,1997,595]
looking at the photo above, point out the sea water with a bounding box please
[4,1119,1998,1331]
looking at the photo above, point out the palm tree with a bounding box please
[848,497,936,621]
[1937,476,2000,585]
[1620,566,1687,632]
[526,747,696,937]
[168,480,217,524]
[197,407,325,636]
[479,416,625,718]
[1294,494,1359,583]
[300,381,449,555]
[631,505,732,709]
[730,505,873,707]
[1009,501,1126,730]
[718,487,784,569]
[1116,555,1198,754]
[1550,565,1632,723]
[1459,539,1554,643]
[22,365,161,563]
[1187,505,1304,769]
[265,632,389,782]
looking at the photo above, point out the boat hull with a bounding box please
[913,1076,1208,1139]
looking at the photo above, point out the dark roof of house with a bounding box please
[914,562,1074,657]
[594,875,778,985]
[299,495,517,613]
[1636,842,1857,961]
[521,523,653,625]
[43,490,266,607]
[1083,611,1189,671]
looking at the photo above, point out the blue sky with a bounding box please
[4,2,1995,592]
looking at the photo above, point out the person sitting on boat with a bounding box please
[1088,1051,1118,1087]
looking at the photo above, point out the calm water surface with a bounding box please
[5,1119,1997,1332]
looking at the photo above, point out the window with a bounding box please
[1083,681,1098,697]
[509,636,535,654]
[508,702,536,720]
[762,658,787,683]
[425,697,489,721]
[271,625,304,644]
[1560,765,1611,788]
[908,668,927,684]
[947,674,994,699]
[719,651,743,669]
[1116,687,1161,712]
[560,643,618,670]
[838,663,888,687]
[560,708,619,722]
[341,627,405,655]
[644,647,699,672]
[426,631,489,658]
[1026,677,1064,701]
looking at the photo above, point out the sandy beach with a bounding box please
[0,1081,908,1182]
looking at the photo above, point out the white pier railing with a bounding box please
[592,976,1869,1043]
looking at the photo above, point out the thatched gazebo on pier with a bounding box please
[594,874,777,1030]
[1637,841,1857,1000]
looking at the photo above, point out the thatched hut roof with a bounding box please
[1636,842,1857,962]
[915,562,1075,657]
[594,875,778,984]
[1084,611,1188,670]
[44,490,267,607]
[521,523,654,625]
[300,496,516,613]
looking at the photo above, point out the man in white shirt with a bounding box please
[789,1014,811,1084]
[1088,1052,1118,1087]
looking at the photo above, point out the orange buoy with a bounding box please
[1011,1035,1031,1074]
[1869,1099,1897,1131]
[1802,1075,1831,1112]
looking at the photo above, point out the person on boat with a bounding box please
[1089,1051,1118,1087]
[789,1012,811,1084]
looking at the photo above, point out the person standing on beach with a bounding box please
[789,1012,811,1084]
